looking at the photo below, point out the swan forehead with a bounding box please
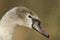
[15,7,38,19]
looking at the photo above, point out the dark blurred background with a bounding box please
[0,0,60,40]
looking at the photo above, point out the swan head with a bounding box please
[5,6,49,38]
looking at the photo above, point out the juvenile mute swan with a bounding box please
[0,6,49,40]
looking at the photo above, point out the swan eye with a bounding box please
[28,15,32,18]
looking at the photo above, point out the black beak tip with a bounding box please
[41,32,49,38]
[46,34,49,38]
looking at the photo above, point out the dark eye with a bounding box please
[28,15,32,18]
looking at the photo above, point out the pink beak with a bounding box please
[32,21,49,38]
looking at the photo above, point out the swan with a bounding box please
[0,6,49,40]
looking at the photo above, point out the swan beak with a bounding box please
[32,21,49,38]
